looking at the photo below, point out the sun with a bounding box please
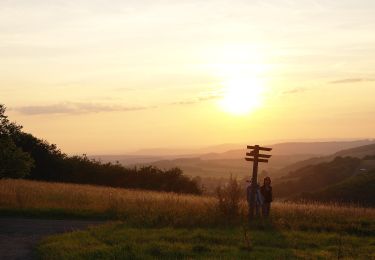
[219,78,264,115]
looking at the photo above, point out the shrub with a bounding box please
[215,176,243,219]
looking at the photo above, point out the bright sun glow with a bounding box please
[220,78,264,115]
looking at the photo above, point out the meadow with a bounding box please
[1,179,375,259]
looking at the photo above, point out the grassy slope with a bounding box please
[301,171,375,206]
[274,157,363,198]
[1,179,374,259]
[37,223,375,260]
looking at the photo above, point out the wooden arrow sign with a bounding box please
[245,157,269,163]
[247,145,272,151]
[258,147,272,151]
[245,144,272,220]
[258,154,272,158]
[246,152,272,158]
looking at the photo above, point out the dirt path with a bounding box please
[0,218,105,260]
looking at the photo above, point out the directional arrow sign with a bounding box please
[245,157,269,163]
[245,144,272,220]
[258,154,272,158]
[258,147,272,151]
[247,145,272,151]
[246,152,271,158]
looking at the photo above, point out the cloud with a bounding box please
[15,102,155,115]
[282,88,308,95]
[171,91,223,106]
[329,78,375,84]
[15,92,223,115]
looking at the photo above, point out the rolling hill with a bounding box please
[200,139,375,160]
[273,154,375,203]
[277,143,375,176]
[299,170,375,206]
[141,154,314,179]
[90,140,375,166]
[134,140,375,180]
[274,157,362,197]
[89,140,375,193]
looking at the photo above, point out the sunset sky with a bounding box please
[1,0,375,154]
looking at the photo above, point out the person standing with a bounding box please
[246,181,264,217]
[260,177,273,217]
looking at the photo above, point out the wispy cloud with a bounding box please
[171,91,223,106]
[282,88,308,95]
[15,102,155,115]
[15,91,223,115]
[329,78,375,84]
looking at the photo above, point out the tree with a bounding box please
[11,132,67,180]
[0,104,66,180]
[0,104,22,136]
[0,137,34,178]
[0,104,34,178]
[0,104,202,194]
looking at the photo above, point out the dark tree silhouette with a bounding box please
[0,136,34,178]
[0,104,202,194]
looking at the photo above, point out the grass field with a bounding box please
[38,225,375,259]
[1,179,375,259]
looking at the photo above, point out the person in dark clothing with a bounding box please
[260,177,273,217]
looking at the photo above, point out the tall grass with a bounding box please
[1,179,374,234]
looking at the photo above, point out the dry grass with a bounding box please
[0,179,216,226]
[1,179,374,233]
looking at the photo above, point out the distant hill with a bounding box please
[277,143,375,176]
[335,143,375,158]
[144,154,315,179]
[90,140,375,165]
[274,157,363,198]
[269,140,375,155]
[273,152,375,203]
[201,139,375,160]
[133,143,243,156]
[299,170,375,206]
[134,140,375,179]
[89,140,375,190]
[89,154,166,165]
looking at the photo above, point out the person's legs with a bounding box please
[265,203,270,217]
[267,203,271,216]
[255,204,260,217]
[262,203,270,217]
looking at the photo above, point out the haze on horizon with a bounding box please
[1,0,375,154]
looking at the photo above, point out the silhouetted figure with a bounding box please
[260,177,273,217]
[246,181,264,217]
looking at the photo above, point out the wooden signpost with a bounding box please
[245,145,272,220]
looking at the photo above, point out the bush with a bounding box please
[216,176,243,219]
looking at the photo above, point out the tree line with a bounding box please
[0,104,202,194]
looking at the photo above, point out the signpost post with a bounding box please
[245,145,272,220]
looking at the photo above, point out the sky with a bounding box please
[1,0,375,154]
